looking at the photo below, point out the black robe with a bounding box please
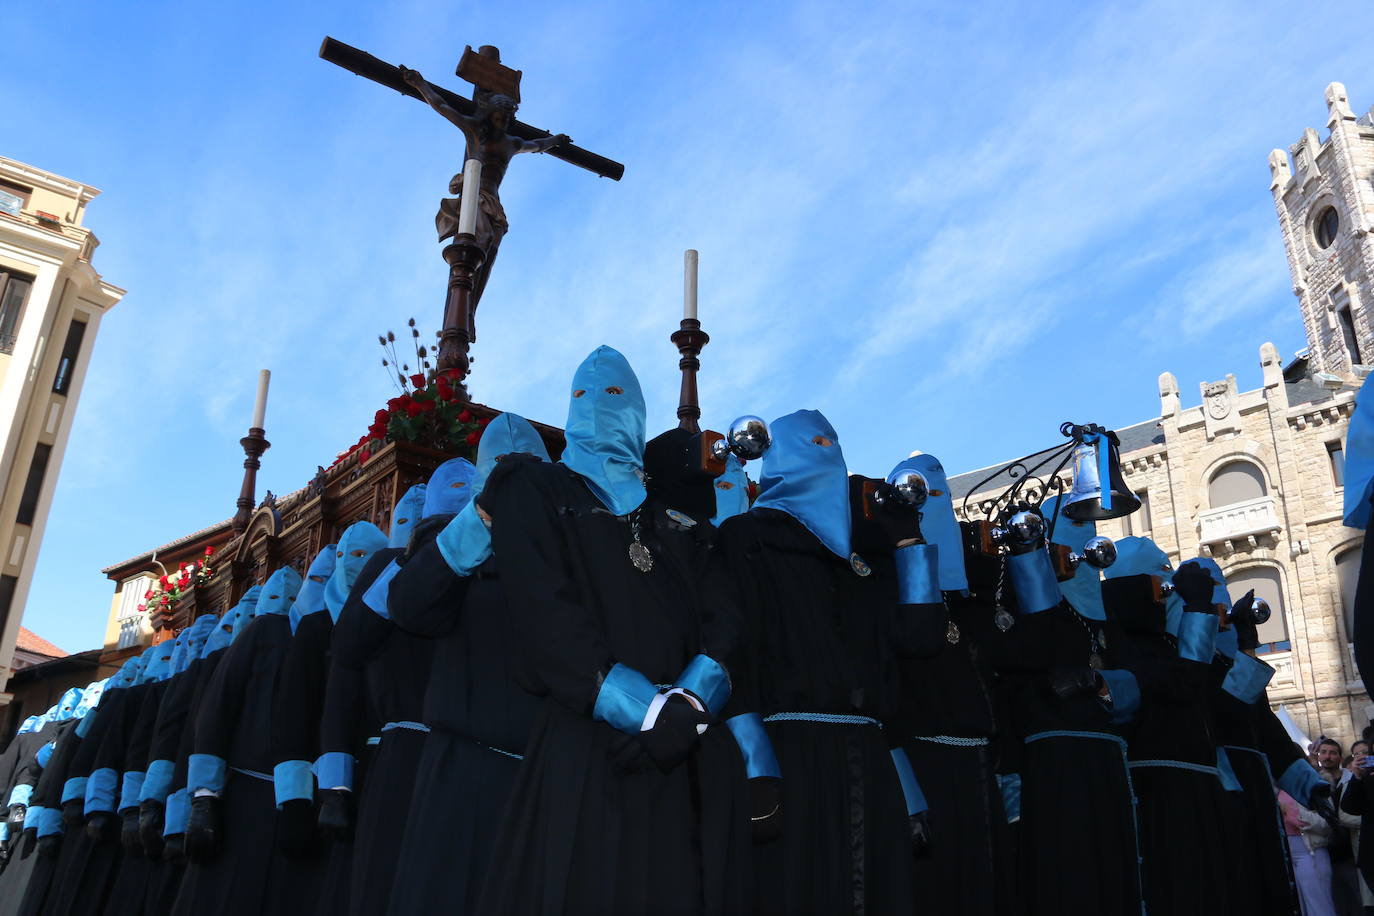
[170,615,293,916]
[715,508,942,916]
[387,544,538,915]
[0,722,72,916]
[476,462,752,915]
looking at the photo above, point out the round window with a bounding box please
[1315,206,1340,249]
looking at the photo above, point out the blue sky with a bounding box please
[5,0,1373,652]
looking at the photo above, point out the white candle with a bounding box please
[684,249,699,321]
[251,369,271,430]
[457,158,483,237]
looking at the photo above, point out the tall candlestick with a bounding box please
[683,249,699,320]
[457,158,483,236]
[251,369,271,430]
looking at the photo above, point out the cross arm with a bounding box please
[320,37,624,181]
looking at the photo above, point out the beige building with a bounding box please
[0,157,124,701]
[950,82,1374,750]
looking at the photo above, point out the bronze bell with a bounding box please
[1064,430,1140,522]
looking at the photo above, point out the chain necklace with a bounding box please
[994,556,1015,632]
[1070,607,1105,669]
[627,508,653,573]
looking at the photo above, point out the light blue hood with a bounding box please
[559,346,648,516]
[752,410,851,559]
[423,457,478,518]
[291,546,338,633]
[710,455,750,527]
[1042,494,1104,620]
[323,522,387,621]
[892,454,967,592]
[254,567,302,619]
[229,586,263,640]
[389,485,427,549]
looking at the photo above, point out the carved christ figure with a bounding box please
[399,66,570,315]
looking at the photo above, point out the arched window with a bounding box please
[1226,566,1289,655]
[1208,461,1267,509]
[1336,545,1362,643]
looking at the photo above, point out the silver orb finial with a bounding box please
[878,468,929,510]
[1251,596,1272,625]
[1005,510,1045,549]
[711,415,772,463]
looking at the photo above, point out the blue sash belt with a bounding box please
[381,721,431,734]
[912,734,989,747]
[1128,758,1219,777]
[764,712,882,727]
[231,767,273,782]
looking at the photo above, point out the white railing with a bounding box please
[1267,650,1296,690]
[1199,495,1282,546]
[116,613,146,650]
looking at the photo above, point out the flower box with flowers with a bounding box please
[140,547,216,631]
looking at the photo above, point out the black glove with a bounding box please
[85,810,117,844]
[1049,666,1102,700]
[316,789,353,843]
[1230,590,1261,652]
[184,795,222,864]
[119,808,142,855]
[635,694,709,773]
[60,798,83,827]
[1172,561,1216,612]
[162,833,186,866]
[909,810,933,859]
[748,777,782,844]
[139,800,165,858]
[276,798,316,858]
[1310,782,1339,828]
[7,803,26,833]
[36,832,61,858]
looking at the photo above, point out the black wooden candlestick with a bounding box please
[670,318,709,433]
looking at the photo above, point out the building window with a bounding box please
[1208,460,1267,508]
[1330,442,1346,488]
[1337,546,1361,644]
[0,271,34,355]
[1122,490,1151,536]
[0,180,30,217]
[1227,566,1290,655]
[15,443,52,527]
[52,320,86,395]
[1338,303,1363,365]
[1315,206,1340,249]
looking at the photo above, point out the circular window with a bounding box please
[1315,206,1340,249]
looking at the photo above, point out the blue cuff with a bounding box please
[314,752,354,791]
[85,767,118,814]
[141,759,175,804]
[998,773,1022,823]
[1215,626,1239,660]
[1177,611,1219,663]
[163,789,190,837]
[8,783,33,808]
[676,655,731,716]
[1222,653,1274,704]
[592,663,660,735]
[187,753,227,794]
[60,777,86,805]
[36,741,54,768]
[890,747,928,816]
[362,560,402,620]
[1279,757,1327,807]
[33,806,63,839]
[436,502,493,577]
[1216,748,1243,792]
[1098,668,1141,725]
[273,760,315,807]
[1008,548,1060,614]
[119,771,146,812]
[725,713,782,780]
[895,543,941,605]
[1,822,8,843]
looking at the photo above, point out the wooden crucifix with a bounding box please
[320,37,624,396]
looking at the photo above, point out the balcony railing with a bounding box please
[1267,650,1296,691]
[1199,495,1282,548]
[116,613,147,650]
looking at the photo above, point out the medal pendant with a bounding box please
[629,541,654,573]
[995,608,1015,632]
[849,552,871,577]
[946,621,961,645]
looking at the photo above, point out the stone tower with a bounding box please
[1270,82,1374,377]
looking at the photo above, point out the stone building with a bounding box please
[950,82,1374,751]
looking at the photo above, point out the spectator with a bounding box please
[1340,728,1374,914]
[1283,786,1338,916]
[1320,738,1347,786]
[1333,742,1366,916]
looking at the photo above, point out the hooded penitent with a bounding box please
[437,413,549,576]
[1102,535,1172,636]
[389,485,428,550]
[752,409,851,559]
[229,585,264,639]
[559,345,648,516]
[1165,556,1228,639]
[423,456,478,519]
[1344,373,1374,528]
[74,680,107,719]
[172,615,218,673]
[291,546,338,633]
[644,427,716,520]
[890,453,967,592]
[53,686,84,721]
[254,566,303,619]
[711,454,750,527]
[1042,493,1105,620]
[323,521,388,620]
[200,613,235,659]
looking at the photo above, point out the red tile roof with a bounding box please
[15,627,66,659]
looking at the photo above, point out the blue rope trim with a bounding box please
[912,734,990,747]
[1025,729,1145,915]
[230,767,273,782]
[481,743,524,761]
[1128,759,1220,777]
[381,720,431,734]
[365,736,381,746]
[763,712,882,727]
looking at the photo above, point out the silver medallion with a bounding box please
[995,608,1015,632]
[946,621,961,645]
[629,541,653,573]
[665,509,697,528]
[849,553,872,577]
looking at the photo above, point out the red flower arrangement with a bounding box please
[136,549,217,614]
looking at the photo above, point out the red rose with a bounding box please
[159,576,169,588]
[358,449,372,465]
[466,430,481,446]
[387,397,405,412]
[478,416,491,428]
[178,561,187,572]
[418,399,436,413]
[144,589,154,601]
[405,402,424,418]
[374,409,389,425]
[457,409,473,424]
[368,423,387,439]
[436,378,452,400]
[137,604,145,613]
[206,545,215,556]
[411,373,426,389]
